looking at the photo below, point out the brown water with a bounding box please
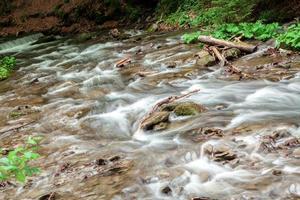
[0,31,300,200]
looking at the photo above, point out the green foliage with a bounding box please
[182,31,201,44]
[182,21,281,43]
[208,0,256,23]
[0,136,42,183]
[276,23,300,50]
[213,21,280,40]
[0,68,10,80]
[0,0,12,16]
[182,21,300,51]
[1,56,16,70]
[53,4,67,20]
[126,5,141,20]
[165,12,190,27]
[9,111,25,119]
[162,0,257,27]
[0,56,16,80]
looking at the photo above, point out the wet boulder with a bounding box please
[223,48,241,60]
[74,33,95,43]
[173,102,207,116]
[141,111,170,131]
[195,50,216,67]
[160,102,179,112]
[109,28,130,40]
[153,122,168,131]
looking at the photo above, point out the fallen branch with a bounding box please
[140,89,200,126]
[210,46,227,67]
[198,35,257,53]
[115,58,131,68]
[0,121,36,135]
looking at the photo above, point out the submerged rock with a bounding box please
[188,127,224,142]
[161,186,172,195]
[141,111,170,130]
[153,122,168,131]
[173,102,207,116]
[9,105,40,119]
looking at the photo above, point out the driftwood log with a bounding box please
[198,35,257,53]
[210,46,226,67]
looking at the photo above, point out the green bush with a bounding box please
[182,31,202,44]
[161,0,257,27]
[0,56,16,80]
[213,21,280,40]
[182,21,300,51]
[0,136,42,183]
[277,23,300,50]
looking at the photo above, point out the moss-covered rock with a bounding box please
[160,102,179,112]
[74,33,95,43]
[223,48,241,60]
[173,102,207,116]
[195,50,216,67]
[141,111,170,130]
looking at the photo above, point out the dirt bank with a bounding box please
[0,0,157,37]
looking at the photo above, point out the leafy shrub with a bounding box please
[182,31,201,44]
[0,136,42,183]
[182,21,281,43]
[213,21,281,40]
[126,5,141,20]
[161,0,257,27]
[165,12,191,27]
[0,56,16,80]
[1,56,16,70]
[276,23,300,50]
[182,21,300,51]
[0,68,10,80]
[208,0,256,23]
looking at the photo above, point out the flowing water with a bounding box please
[0,31,300,200]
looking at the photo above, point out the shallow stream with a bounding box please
[0,31,300,200]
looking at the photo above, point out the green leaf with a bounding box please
[0,172,7,181]
[15,170,26,183]
[0,157,10,165]
[0,165,18,171]
[24,166,40,176]
[24,152,40,160]
[27,136,37,145]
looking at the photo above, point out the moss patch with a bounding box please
[173,102,207,116]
